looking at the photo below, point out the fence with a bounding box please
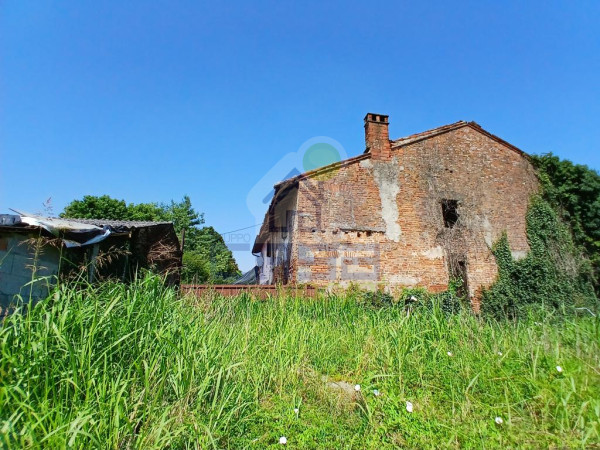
[180,284,319,299]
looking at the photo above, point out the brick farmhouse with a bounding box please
[252,114,539,309]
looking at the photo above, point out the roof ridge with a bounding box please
[273,121,471,189]
[272,120,526,189]
[391,121,468,146]
[390,120,527,157]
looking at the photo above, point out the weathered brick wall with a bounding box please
[289,126,539,309]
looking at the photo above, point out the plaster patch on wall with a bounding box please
[482,216,493,248]
[359,159,373,169]
[421,246,444,259]
[335,280,379,291]
[372,161,401,242]
[511,250,527,261]
[296,266,312,283]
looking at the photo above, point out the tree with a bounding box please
[61,195,165,222]
[61,195,130,220]
[531,154,600,290]
[186,227,240,283]
[127,202,165,222]
[61,195,239,283]
[160,196,205,252]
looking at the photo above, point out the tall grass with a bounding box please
[1,277,599,448]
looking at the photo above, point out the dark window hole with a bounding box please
[441,199,459,228]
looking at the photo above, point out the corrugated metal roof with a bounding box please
[66,218,173,228]
[233,266,258,285]
[2,211,175,248]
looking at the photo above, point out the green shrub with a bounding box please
[430,278,466,314]
[181,251,210,283]
[395,283,466,315]
[360,290,395,308]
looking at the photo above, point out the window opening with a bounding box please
[441,199,459,228]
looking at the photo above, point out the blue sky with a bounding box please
[2,1,599,271]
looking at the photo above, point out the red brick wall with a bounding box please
[287,125,539,310]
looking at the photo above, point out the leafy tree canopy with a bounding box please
[187,227,241,283]
[531,154,600,288]
[61,195,202,231]
[61,195,132,221]
[61,195,240,283]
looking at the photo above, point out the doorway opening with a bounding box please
[449,256,469,299]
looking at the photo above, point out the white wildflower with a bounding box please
[294,408,299,415]
[556,365,563,373]
[406,401,413,413]
[495,416,503,425]
[373,389,381,397]
[354,384,361,392]
[447,351,453,357]
[279,436,287,445]
[497,351,503,356]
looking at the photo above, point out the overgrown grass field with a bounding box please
[1,277,599,448]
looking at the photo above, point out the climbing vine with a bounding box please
[482,195,597,319]
[530,153,600,291]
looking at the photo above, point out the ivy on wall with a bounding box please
[482,195,597,319]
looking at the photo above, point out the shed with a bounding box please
[0,211,182,314]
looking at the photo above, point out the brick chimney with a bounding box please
[364,113,391,160]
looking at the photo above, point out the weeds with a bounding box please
[1,277,599,448]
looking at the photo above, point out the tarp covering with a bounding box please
[11,210,114,248]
